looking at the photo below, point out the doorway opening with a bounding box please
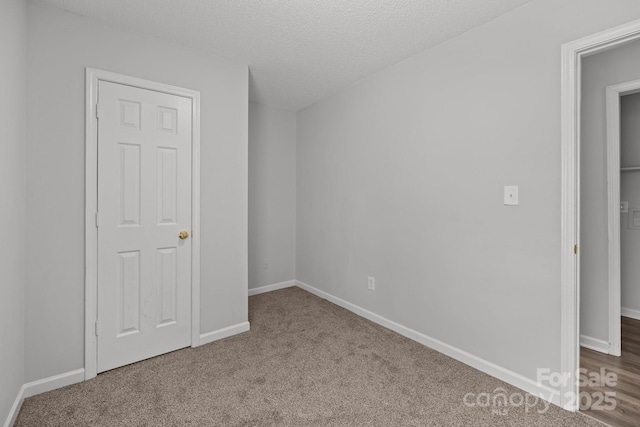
[561,18,640,412]
[579,76,640,426]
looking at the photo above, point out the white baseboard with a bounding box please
[4,368,85,427]
[3,385,25,427]
[622,306,640,321]
[199,321,250,346]
[295,280,561,407]
[580,335,609,354]
[23,368,85,399]
[248,280,296,296]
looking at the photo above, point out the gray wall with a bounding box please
[26,1,248,382]
[0,0,27,421]
[580,40,640,342]
[248,103,296,289]
[296,0,640,385]
[621,93,640,315]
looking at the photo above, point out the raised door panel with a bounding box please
[118,143,141,227]
[117,251,141,336]
[157,247,177,327]
[157,148,177,225]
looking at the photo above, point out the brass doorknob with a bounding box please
[179,231,189,240]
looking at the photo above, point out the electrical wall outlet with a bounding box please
[263,262,269,270]
[368,276,375,291]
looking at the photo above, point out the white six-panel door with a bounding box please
[97,81,192,373]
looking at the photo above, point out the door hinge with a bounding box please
[96,103,102,119]
[95,212,100,228]
[95,321,99,336]
[574,244,578,254]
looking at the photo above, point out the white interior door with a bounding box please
[97,80,193,373]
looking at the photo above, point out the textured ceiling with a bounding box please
[40,0,533,110]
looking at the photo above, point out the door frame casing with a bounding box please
[561,19,640,411]
[85,68,201,380]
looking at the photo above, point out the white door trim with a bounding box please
[561,19,640,411]
[605,79,640,358]
[85,68,201,380]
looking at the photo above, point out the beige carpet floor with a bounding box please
[16,287,600,426]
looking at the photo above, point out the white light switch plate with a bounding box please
[504,186,518,206]
[621,201,629,213]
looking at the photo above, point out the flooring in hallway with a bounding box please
[581,316,640,427]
